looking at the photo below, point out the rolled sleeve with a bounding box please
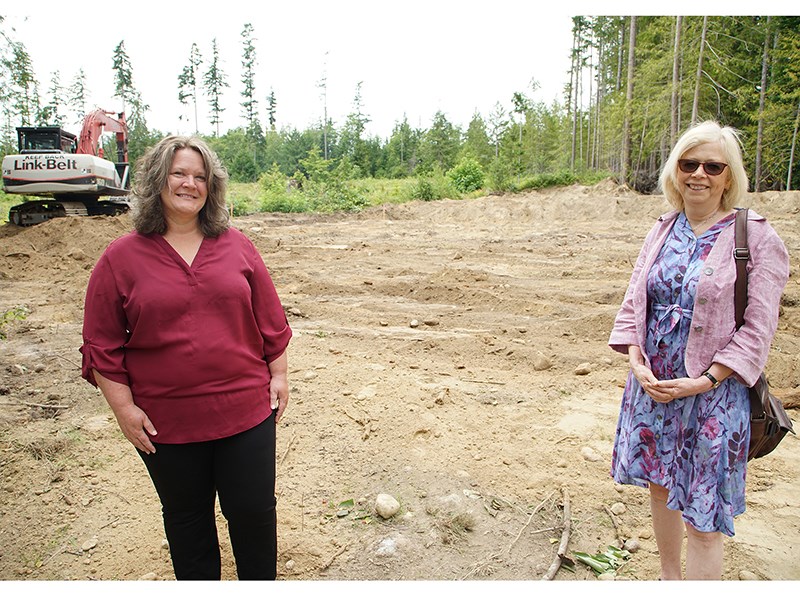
[80,253,131,388]
[246,239,293,364]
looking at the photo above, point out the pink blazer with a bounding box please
[608,209,789,387]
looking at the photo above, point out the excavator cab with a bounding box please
[16,127,78,154]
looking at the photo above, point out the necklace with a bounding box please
[688,208,720,231]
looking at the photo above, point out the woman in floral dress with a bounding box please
[608,121,789,580]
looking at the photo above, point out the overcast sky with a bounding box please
[4,1,583,139]
[5,2,793,140]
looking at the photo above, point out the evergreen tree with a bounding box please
[240,23,260,135]
[317,52,329,159]
[338,82,371,175]
[487,102,508,159]
[112,40,135,112]
[208,127,261,181]
[0,17,18,150]
[461,111,493,168]
[384,116,420,177]
[39,70,67,126]
[282,128,322,176]
[177,43,203,134]
[110,39,154,164]
[7,40,39,126]
[203,38,229,136]
[417,110,461,173]
[267,88,277,131]
[126,91,159,166]
[510,91,531,173]
[69,68,89,124]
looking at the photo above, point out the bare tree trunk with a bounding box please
[578,50,585,170]
[671,16,683,145]
[691,16,708,125]
[616,21,624,92]
[621,16,636,186]
[754,16,772,192]
[586,37,593,170]
[635,103,649,183]
[788,98,800,191]
[593,33,604,170]
[569,27,578,170]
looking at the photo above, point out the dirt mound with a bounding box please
[0,215,132,284]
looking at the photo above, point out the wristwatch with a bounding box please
[703,371,721,389]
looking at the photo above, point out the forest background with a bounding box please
[1,15,799,219]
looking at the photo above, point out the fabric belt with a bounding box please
[652,303,693,337]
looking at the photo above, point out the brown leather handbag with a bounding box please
[733,208,794,461]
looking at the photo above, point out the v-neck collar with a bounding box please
[151,233,209,278]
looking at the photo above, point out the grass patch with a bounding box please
[0,305,31,340]
[426,506,476,545]
[16,431,76,462]
[0,189,23,224]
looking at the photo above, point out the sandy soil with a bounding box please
[0,181,798,582]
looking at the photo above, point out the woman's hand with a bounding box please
[269,373,289,423]
[651,377,712,401]
[268,351,289,423]
[628,345,673,403]
[632,364,675,403]
[111,403,158,454]
[93,370,157,454]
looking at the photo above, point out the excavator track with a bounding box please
[8,199,130,226]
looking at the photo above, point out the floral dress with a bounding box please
[610,212,749,537]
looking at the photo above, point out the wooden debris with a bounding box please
[604,504,625,548]
[541,488,571,580]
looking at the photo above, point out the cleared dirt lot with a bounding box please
[1,181,798,581]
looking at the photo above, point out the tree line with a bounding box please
[1,15,798,196]
[567,16,800,192]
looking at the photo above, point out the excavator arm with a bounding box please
[76,109,129,163]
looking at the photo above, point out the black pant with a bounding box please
[138,414,277,580]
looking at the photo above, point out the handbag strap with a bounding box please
[732,208,763,418]
[733,208,750,330]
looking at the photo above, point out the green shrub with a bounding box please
[515,171,578,192]
[258,165,308,213]
[305,180,368,213]
[447,157,485,193]
[228,194,253,216]
[411,167,458,201]
[412,178,437,201]
[487,158,515,192]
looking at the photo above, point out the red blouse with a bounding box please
[80,227,292,443]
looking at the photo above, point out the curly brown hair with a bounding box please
[131,136,230,236]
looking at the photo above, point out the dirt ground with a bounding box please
[0,181,798,583]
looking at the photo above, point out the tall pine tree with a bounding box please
[203,38,228,136]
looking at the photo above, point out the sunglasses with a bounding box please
[677,159,728,176]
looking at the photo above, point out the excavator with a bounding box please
[2,109,132,226]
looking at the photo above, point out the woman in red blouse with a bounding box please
[80,136,292,580]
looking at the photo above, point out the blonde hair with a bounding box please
[131,136,230,236]
[659,120,749,211]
